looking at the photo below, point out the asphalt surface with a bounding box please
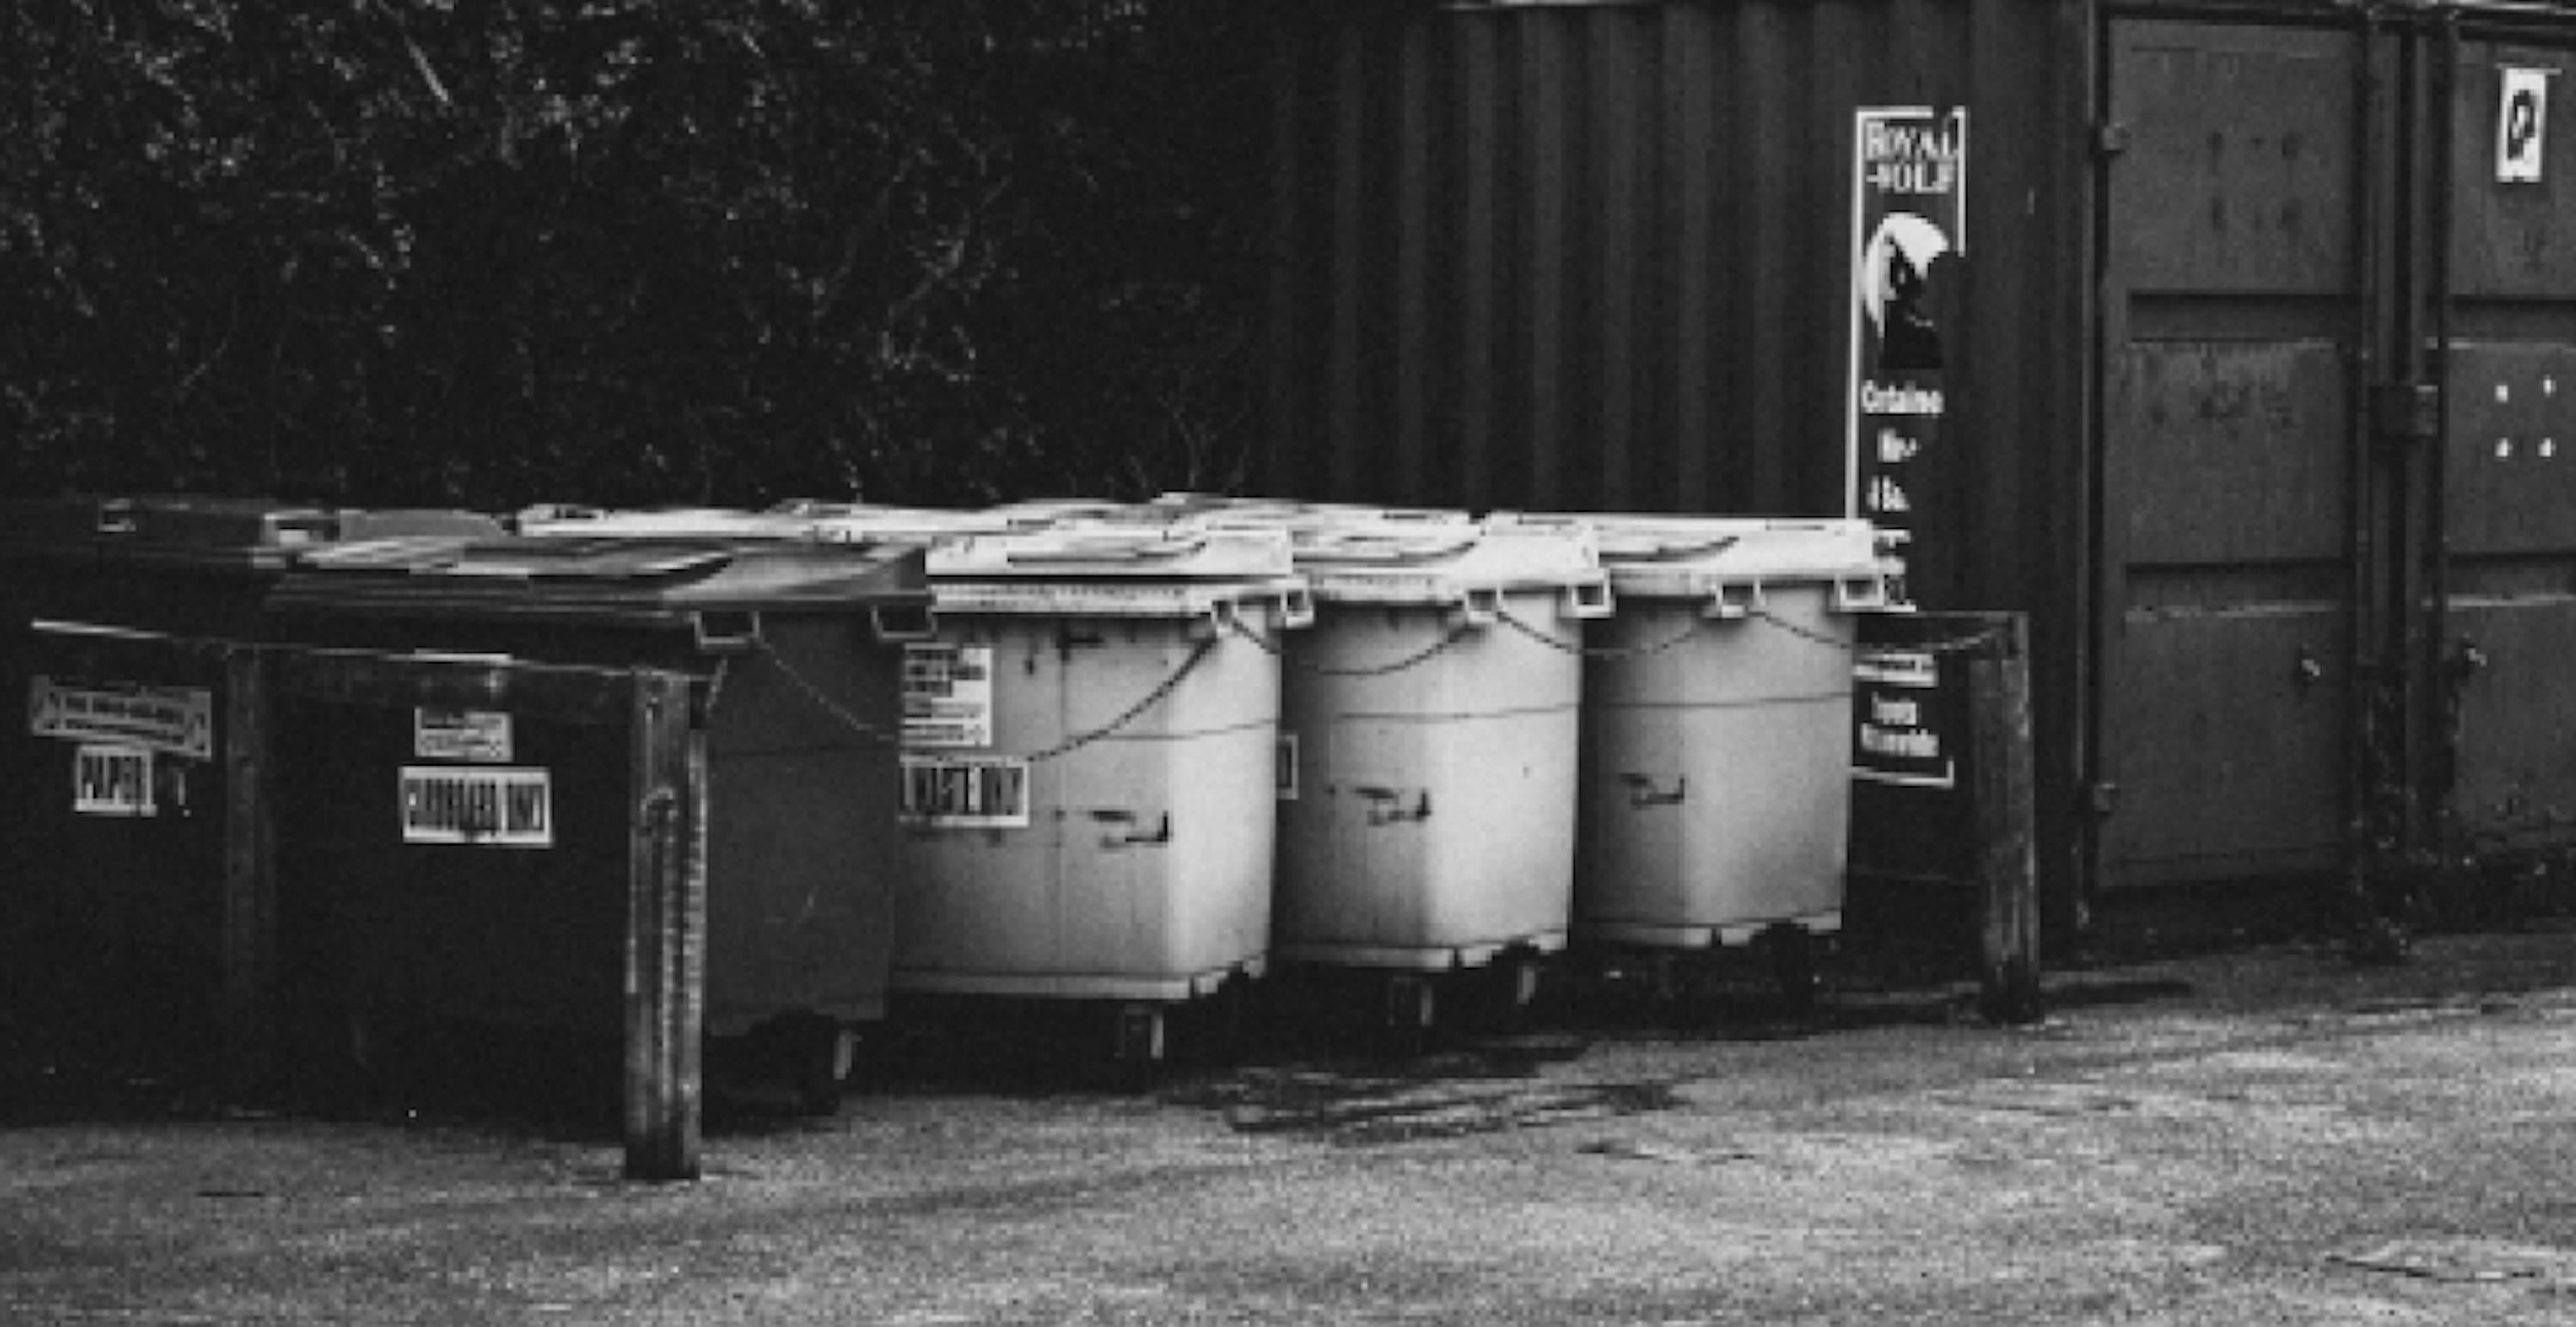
[6,925,2576,1325]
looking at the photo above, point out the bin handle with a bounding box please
[691,610,763,654]
[94,498,138,536]
[1353,786,1432,825]
[1564,578,1615,621]
[1455,587,1505,626]
[1619,773,1688,807]
[869,602,939,643]
[1833,575,1892,614]
[1277,584,1317,630]
[1703,581,1762,620]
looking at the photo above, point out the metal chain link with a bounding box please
[1498,601,2010,660]
[753,632,1223,763]
[1225,612,1481,677]
[1018,635,1220,763]
[1492,606,1704,660]
[754,641,898,746]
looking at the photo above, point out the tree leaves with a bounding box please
[0,0,1266,508]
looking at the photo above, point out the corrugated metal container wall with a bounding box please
[1262,0,2096,898]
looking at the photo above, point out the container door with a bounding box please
[2096,17,2392,890]
[2431,21,2576,861]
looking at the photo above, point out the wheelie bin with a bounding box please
[886,521,1309,1064]
[258,532,931,1109]
[0,495,501,1086]
[1508,514,1889,1011]
[1255,519,1611,1040]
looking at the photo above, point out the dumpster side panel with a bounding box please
[2439,21,2576,861]
[700,616,904,1031]
[2096,15,2373,891]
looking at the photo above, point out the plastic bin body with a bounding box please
[0,496,499,1071]
[261,536,927,1043]
[1550,517,1888,948]
[892,528,1304,1002]
[1267,526,1608,971]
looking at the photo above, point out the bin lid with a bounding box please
[1148,493,1474,531]
[923,526,1304,618]
[1492,513,1884,593]
[1285,521,1605,605]
[0,495,501,574]
[513,504,827,541]
[268,534,931,625]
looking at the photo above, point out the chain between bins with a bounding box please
[747,632,1223,764]
[1494,603,2012,659]
[1224,612,1483,676]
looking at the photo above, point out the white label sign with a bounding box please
[902,644,994,748]
[2500,66,2554,184]
[415,708,514,763]
[30,677,213,758]
[74,744,156,816]
[901,755,1031,828]
[400,766,554,847]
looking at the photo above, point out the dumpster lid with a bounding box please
[270,534,930,620]
[0,495,500,572]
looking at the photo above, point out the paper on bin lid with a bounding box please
[1492,512,1882,591]
[1285,520,1603,604]
[928,526,1293,580]
[923,526,1303,618]
[1149,493,1473,531]
[513,504,824,541]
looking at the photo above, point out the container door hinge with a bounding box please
[2092,121,2133,159]
[2374,380,2442,447]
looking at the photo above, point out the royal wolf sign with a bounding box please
[1846,107,1966,606]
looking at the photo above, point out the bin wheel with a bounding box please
[1766,926,1822,1017]
[781,1017,854,1116]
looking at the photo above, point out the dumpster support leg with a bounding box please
[1969,616,2044,1025]
[625,669,707,1183]
[221,647,278,1103]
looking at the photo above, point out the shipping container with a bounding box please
[1261,0,2576,937]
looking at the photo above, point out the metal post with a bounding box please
[1968,614,2044,1024]
[624,668,706,1183]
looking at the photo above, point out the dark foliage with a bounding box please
[0,0,1267,508]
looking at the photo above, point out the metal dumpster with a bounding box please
[0,496,500,1083]
[259,533,930,1107]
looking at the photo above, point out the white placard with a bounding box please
[400,765,554,847]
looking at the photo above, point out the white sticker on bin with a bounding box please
[903,644,994,748]
[415,708,513,763]
[30,677,214,759]
[400,766,554,847]
[73,744,155,817]
[902,755,1032,828]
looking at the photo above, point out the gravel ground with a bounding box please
[6,925,2576,1324]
